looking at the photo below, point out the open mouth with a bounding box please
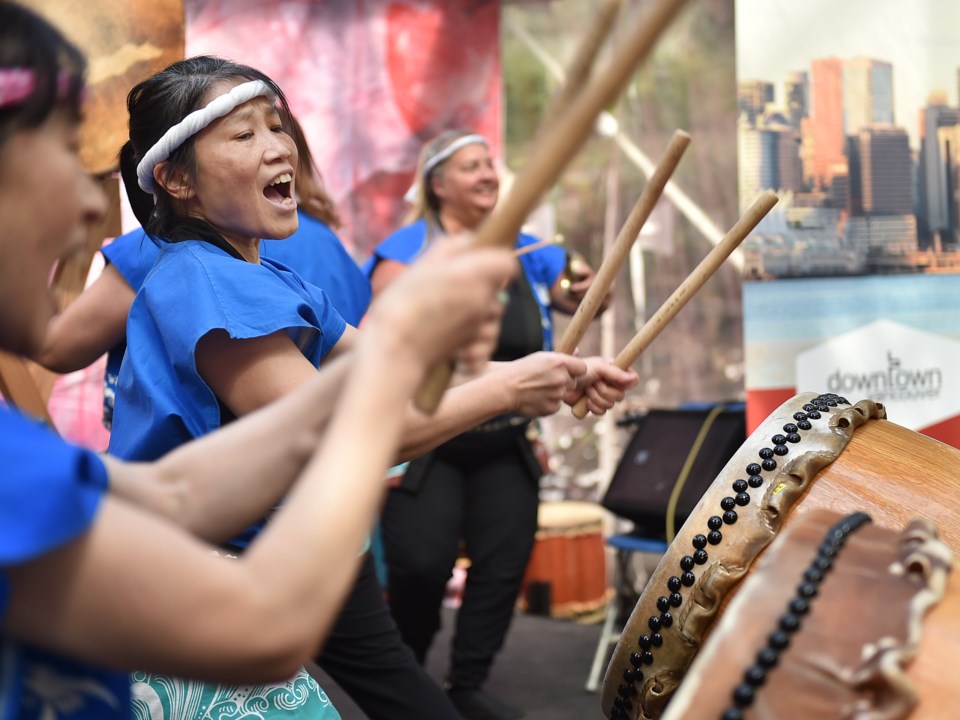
[263,172,295,207]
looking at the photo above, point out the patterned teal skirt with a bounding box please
[130,666,340,719]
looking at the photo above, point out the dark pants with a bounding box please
[316,552,460,719]
[381,428,541,689]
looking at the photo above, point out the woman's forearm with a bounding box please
[240,328,426,644]
[107,351,511,535]
[33,264,133,373]
[104,353,353,543]
[396,351,593,459]
[4,236,519,681]
[396,366,514,459]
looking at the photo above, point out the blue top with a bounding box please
[108,239,346,463]
[108,239,346,547]
[99,213,368,428]
[262,212,370,327]
[0,407,129,720]
[100,230,163,430]
[363,219,566,349]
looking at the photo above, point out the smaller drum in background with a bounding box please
[521,501,609,619]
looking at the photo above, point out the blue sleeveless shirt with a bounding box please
[362,219,565,349]
[108,239,346,463]
[0,407,128,720]
[100,214,367,428]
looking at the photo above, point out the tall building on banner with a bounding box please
[809,57,845,189]
[808,57,894,192]
[737,111,802,210]
[858,126,912,215]
[937,124,960,246]
[784,70,809,129]
[738,79,775,123]
[738,114,778,207]
[842,58,894,135]
[918,94,960,245]
[844,126,917,255]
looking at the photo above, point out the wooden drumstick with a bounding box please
[555,129,691,356]
[514,234,563,258]
[414,0,692,413]
[571,190,778,419]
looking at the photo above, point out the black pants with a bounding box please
[316,552,460,719]
[381,428,541,689]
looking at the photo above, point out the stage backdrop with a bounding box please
[736,0,960,446]
[185,0,502,258]
[33,0,500,449]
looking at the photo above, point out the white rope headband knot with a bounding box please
[404,133,488,203]
[137,79,273,197]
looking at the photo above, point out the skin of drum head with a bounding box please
[601,392,886,720]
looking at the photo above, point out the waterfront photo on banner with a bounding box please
[736,0,960,446]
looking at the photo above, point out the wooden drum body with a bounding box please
[521,501,608,619]
[662,509,957,720]
[602,392,959,720]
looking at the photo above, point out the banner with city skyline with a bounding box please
[736,0,960,446]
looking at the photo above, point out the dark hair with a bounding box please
[123,55,292,252]
[286,114,341,229]
[0,1,86,149]
[119,140,155,228]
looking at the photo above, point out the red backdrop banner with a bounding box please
[185,0,503,258]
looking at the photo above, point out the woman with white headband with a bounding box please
[109,55,634,719]
[364,130,630,720]
[31,115,371,433]
[23,51,627,719]
[0,4,517,719]
[110,56,436,720]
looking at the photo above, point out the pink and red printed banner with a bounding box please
[186,0,502,258]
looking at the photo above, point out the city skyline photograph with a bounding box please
[735,0,960,280]
[737,0,960,444]
[737,0,960,149]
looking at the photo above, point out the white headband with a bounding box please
[422,134,488,177]
[137,79,273,197]
[404,134,489,203]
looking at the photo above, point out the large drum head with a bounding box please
[603,391,960,719]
